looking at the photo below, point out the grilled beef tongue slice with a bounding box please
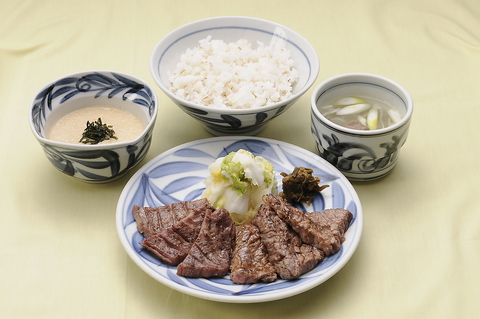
[139,205,207,266]
[252,204,323,280]
[262,194,352,256]
[230,223,277,284]
[177,208,236,278]
[307,208,353,244]
[132,198,214,238]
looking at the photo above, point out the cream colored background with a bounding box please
[1,0,479,318]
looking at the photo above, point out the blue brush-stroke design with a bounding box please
[148,161,208,179]
[208,276,234,286]
[281,149,339,183]
[184,278,236,294]
[311,193,326,212]
[134,248,160,267]
[183,188,206,202]
[173,148,216,159]
[346,200,358,220]
[281,149,317,170]
[163,176,206,194]
[167,268,188,285]
[144,175,181,206]
[331,181,346,208]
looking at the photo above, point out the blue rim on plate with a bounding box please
[116,136,363,303]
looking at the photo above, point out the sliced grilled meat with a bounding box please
[132,198,214,238]
[230,223,277,284]
[177,208,236,278]
[308,208,353,245]
[262,194,352,256]
[252,204,323,280]
[139,206,207,266]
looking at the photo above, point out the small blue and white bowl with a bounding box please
[29,70,158,183]
[311,73,414,182]
[150,16,319,136]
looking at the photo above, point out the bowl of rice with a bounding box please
[150,16,319,135]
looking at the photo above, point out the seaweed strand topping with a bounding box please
[79,117,117,144]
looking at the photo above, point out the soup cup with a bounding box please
[29,70,158,183]
[310,73,413,181]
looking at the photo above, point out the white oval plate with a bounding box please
[116,137,363,303]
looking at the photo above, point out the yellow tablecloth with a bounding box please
[1,0,479,318]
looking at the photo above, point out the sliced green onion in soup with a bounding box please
[367,107,378,130]
[357,114,367,126]
[388,108,403,124]
[322,107,340,116]
[336,103,371,115]
[335,96,367,106]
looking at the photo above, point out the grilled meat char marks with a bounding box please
[132,198,214,239]
[263,194,353,256]
[230,223,277,284]
[252,204,324,280]
[133,195,353,282]
[139,206,208,266]
[177,208,236,278]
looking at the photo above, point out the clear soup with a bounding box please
[318,96,403,130]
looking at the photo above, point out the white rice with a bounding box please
[168,36,298,109]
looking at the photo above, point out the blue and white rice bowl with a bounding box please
[29,70,158,183]
[150,16,319,136]
[310,73,414,182]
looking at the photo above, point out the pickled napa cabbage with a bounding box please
[202,149,276,224]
